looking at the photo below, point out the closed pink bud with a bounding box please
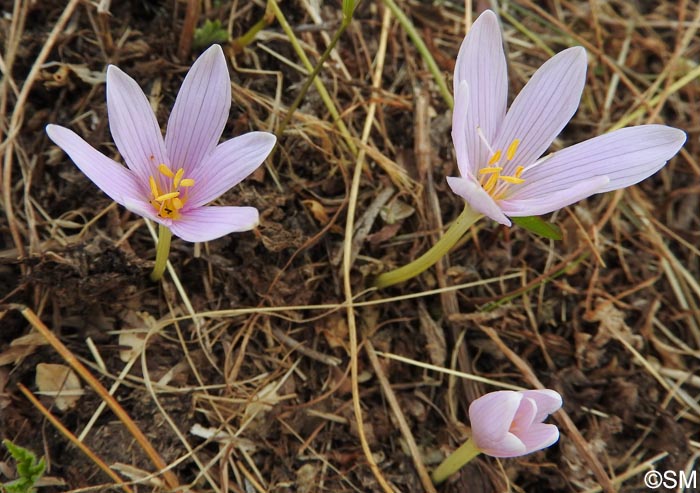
[469,389,562,458]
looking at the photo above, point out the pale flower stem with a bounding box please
[373,204,481,289]
[150,224,172,281]
[431,438,482,485]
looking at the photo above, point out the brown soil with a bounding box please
[1,1,698,492]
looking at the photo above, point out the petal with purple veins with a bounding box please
[46,124,146,207]
[187,132,276,208]
[446,176,511,225]
[165,45,232,174]
[453,10,508,170]
[494,47,587,174]
[512,125,686,200]
[170,206,259,242]
[106,65,169,186]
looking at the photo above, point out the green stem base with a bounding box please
[432,438,482,485]
[373,204,481,289]
[150,224,172,282]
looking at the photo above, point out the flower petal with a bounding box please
[454,10,508,171]
[452,81,472,177]
[446,176,511,226]
[165,44,231,175]
[519,389,563,422]
[512,125,686,200]
[494,47,587,174]
[469,391,522,449]
[499,176,609,217]
[46,124,145,206]
[478,432,527,458]
[170,206,259,242]
[517,423,560,455]
[187,132,276,208]
[510,396,538,435]
[121,196,167,223]
[106,65,168,186]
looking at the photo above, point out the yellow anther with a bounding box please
[179,178,195,187]
[506,139,520,160]
[172,197,184,210]
[158,164,175,178]
[479,166,503,175]
[149,176,160,198]
[514,165,525,178]
[483,173,500,193]
[156,191,180,202]
[173,168,185,188]
[500,175,525,184]
[487,150,502,165]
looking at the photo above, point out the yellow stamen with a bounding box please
[158,164,175,178]
[479,167,503,175]
[487,150,502,165]
[500,175,525,184]
[514,165,525,178]
[148,165,194,219]
[156,191,180,202]
[149,176,160,198]
[483,173,500,193]
[173,168,185,188]
[506,139,520,160]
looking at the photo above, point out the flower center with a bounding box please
[148,164,195,219]
[478,137,525,199]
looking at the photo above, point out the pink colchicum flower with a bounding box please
[448,10,686,226]
[47,45,276,242]
[469,389,562,458]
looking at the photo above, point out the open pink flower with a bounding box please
[469,389,562,458]
[448,10,686,226]
[47,45,276,242]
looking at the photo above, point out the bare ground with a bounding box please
[1,1,699,492]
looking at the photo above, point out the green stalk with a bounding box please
[373,204,481,289]
[150,224,172,281]
[269,0,357,155]
[232,0,279,52]
[431,438,481,485]
[277,15,352,136]
[381,0,453,109]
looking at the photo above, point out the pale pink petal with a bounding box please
[510,396,537,435]
[511,125,686,201]
[187,132,276,208]
[517,423,560,454]
[469,391,522,447]
[165,45,231,175]
[446,176,511,226]
[499,176,609,217]
[170,206,259,242]
[106,65,168,186]
[478,432,528,458]
[519,389,563,422]
[46,124,146,206]
[121,196,165,224]
[494,47,587,175]
[451,81,472,177]
[454,10,508,170]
